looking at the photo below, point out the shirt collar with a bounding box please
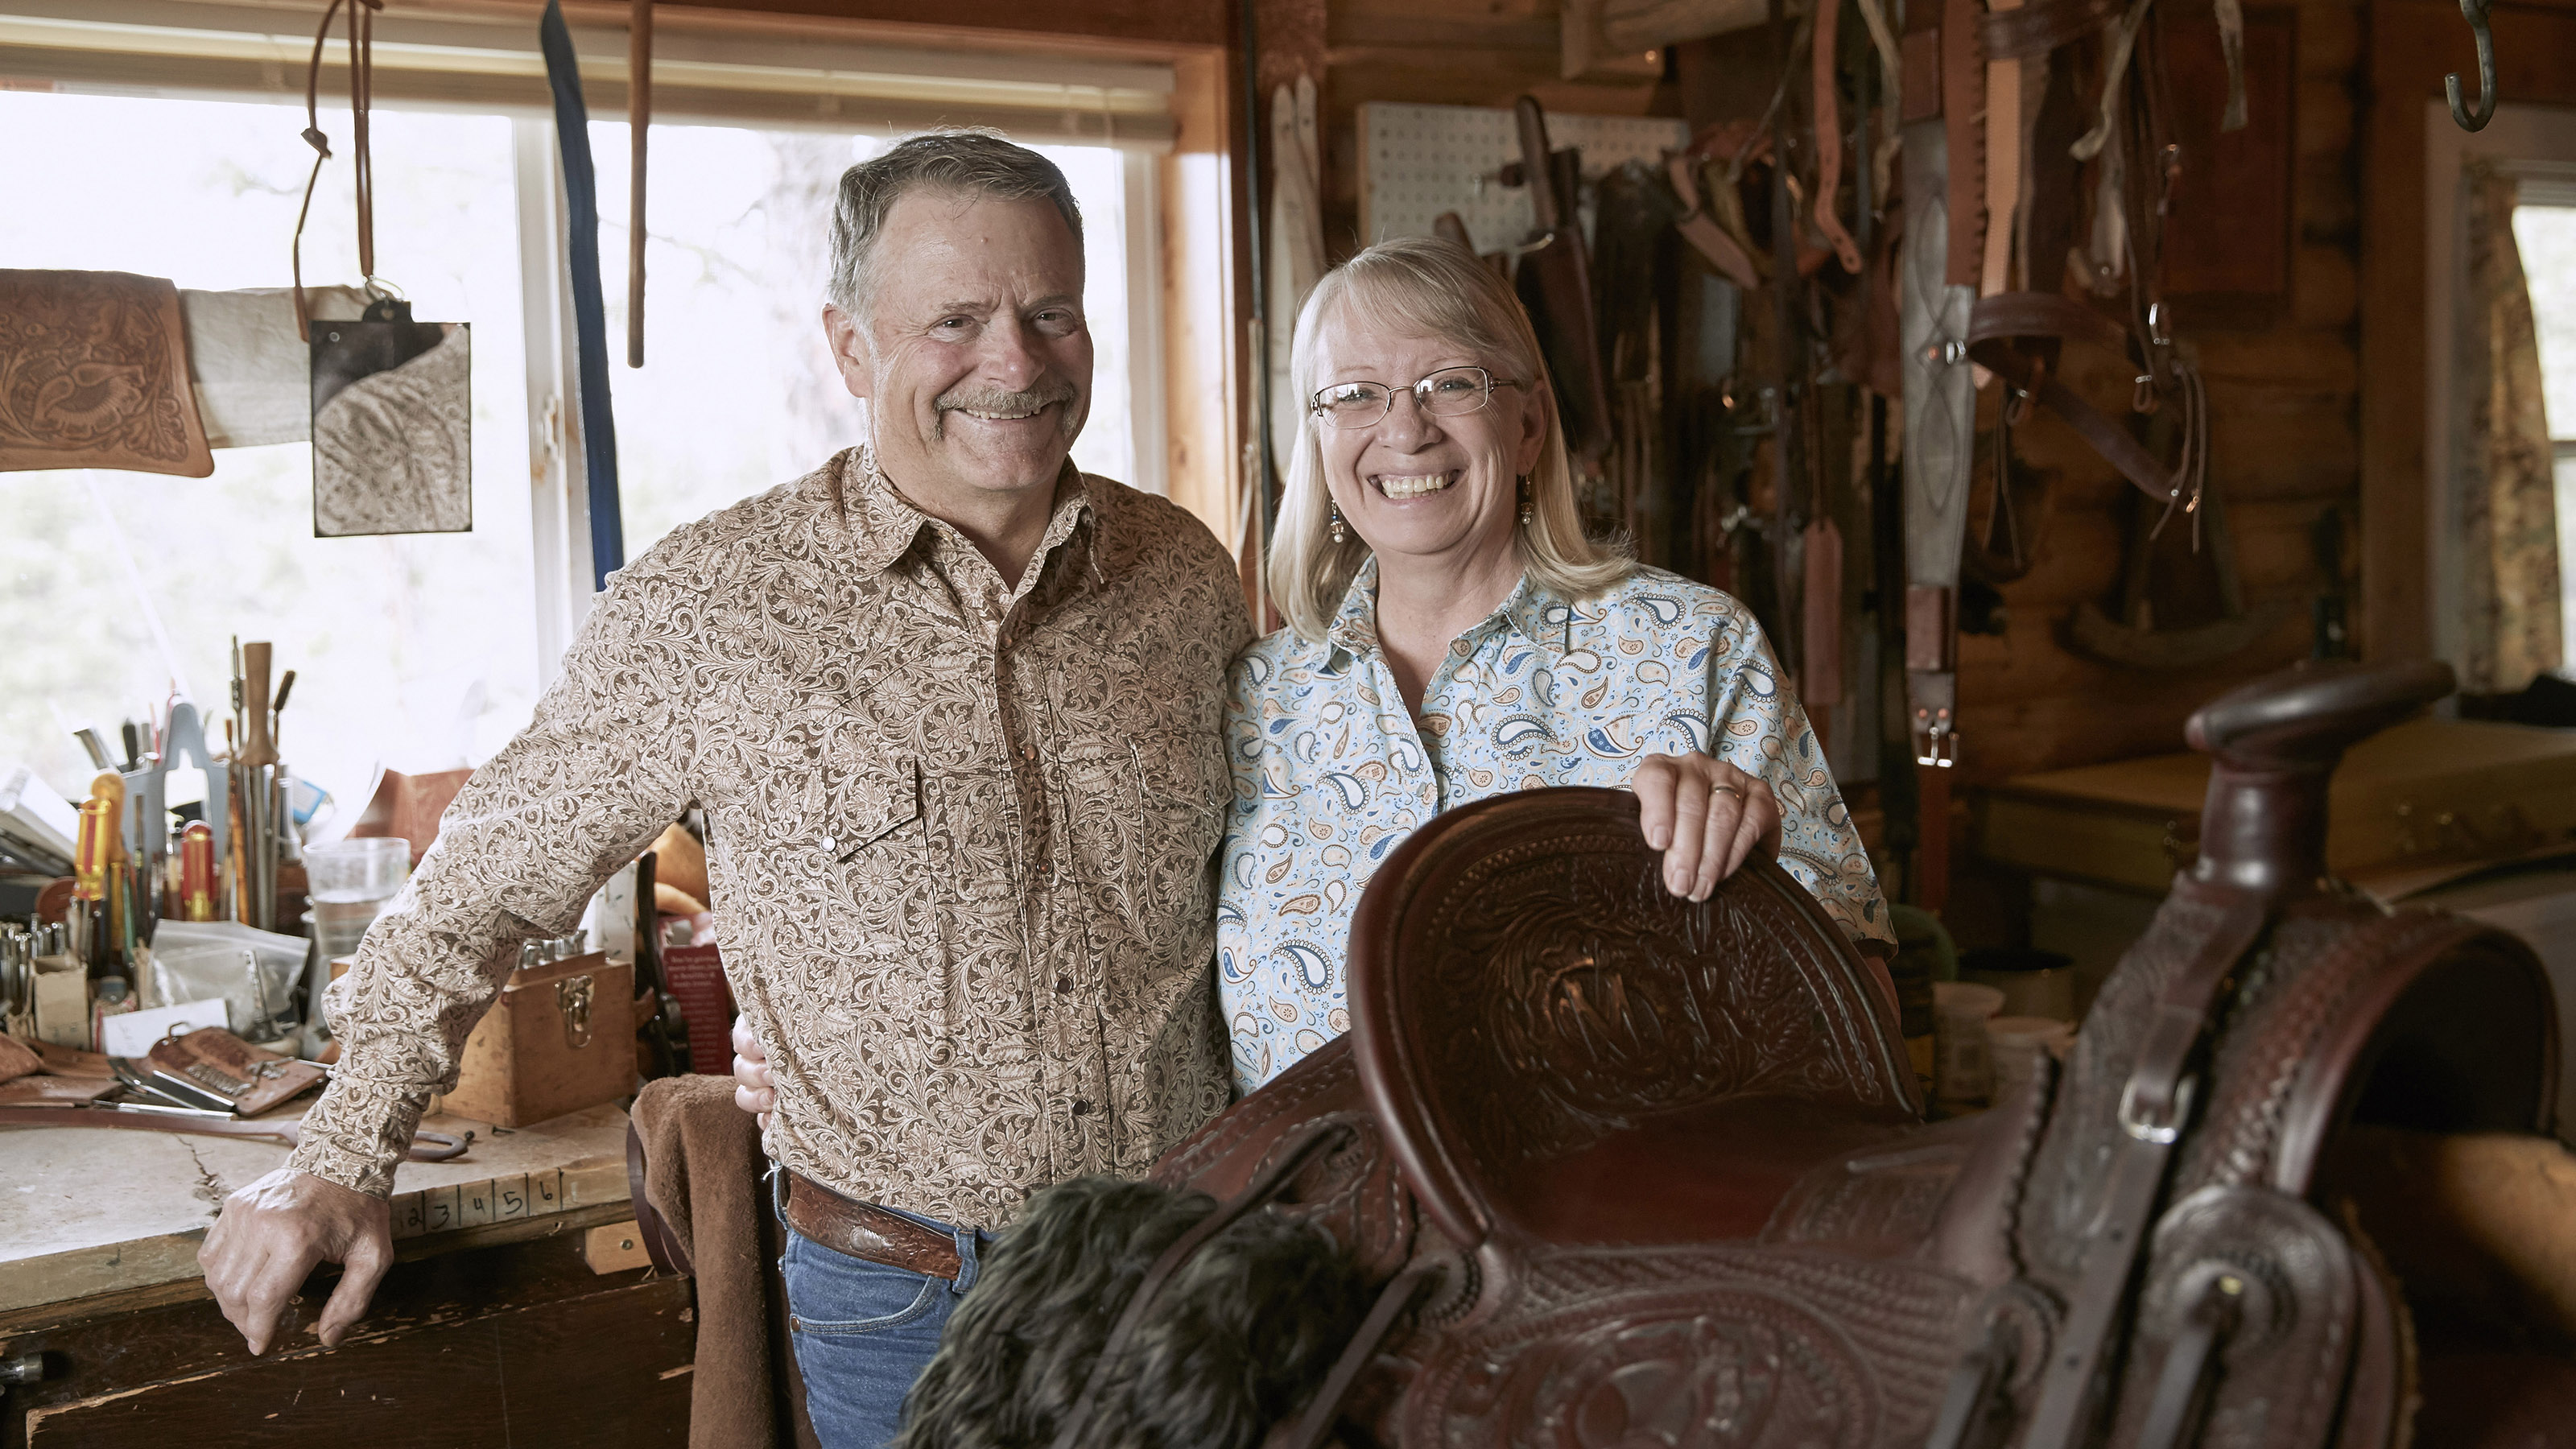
[1321,557,1570,665]
[832,447,1093,582]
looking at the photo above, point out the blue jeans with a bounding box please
[775,1173,987,1449]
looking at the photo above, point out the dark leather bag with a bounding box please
[1136,659,2563,1449]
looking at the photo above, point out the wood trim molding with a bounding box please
[2360,0,2576,663]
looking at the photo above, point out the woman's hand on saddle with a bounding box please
[1631,753,1781,902]
[732,1013,774,1130]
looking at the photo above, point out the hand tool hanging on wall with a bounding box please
[1267,76,1325,487]
[290,0,381,346]
[629,0,651,368]
[541,0,629,592]
[1241,0,1278,561]
[1509,97,1616,476]
[1591,162,1681,558]
[1764,0,1812,691]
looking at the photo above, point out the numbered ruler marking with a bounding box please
[390,1168,569,1241]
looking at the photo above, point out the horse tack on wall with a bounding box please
[909,660,2570,1449]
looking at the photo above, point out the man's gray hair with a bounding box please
[827,130,1084,317]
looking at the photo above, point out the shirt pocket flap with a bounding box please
[828,757,921,861]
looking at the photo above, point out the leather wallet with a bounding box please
[146,1026,325,1117]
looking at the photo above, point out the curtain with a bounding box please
[2454,160,2565,691]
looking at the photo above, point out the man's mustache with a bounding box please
[933,379,1081,438]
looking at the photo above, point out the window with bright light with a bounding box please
[2513,200,2576,667]
[0,90,538,815]
[0,84,1151,815]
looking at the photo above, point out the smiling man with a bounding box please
[197,133,1252,1448]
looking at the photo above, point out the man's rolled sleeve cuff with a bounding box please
[286,1078,433,1199]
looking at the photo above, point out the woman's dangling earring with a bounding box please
[1328,500,1348,545]
[1517,475,1535,526]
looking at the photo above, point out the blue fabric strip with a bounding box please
[539,0,625,592]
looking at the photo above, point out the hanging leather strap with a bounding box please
[2213,0,2248,130]
[1979,0,2025,299]
[628,0,651,368]
[2016,886,2270,1449]
[1939,0,1984,288]
[1668,155,1762,291]
[1980,0,2124,59]
[1966,291,2182,507]
[1267,1259,1443,1449]
[1898,0,1974,910]
[540,0,629,592]
[291,0,381,343]
[1812,0,1864,274]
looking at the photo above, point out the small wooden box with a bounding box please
[440,951,634,1127]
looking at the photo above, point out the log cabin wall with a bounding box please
[1285,0,2358,800]
[1951,1,2357,789]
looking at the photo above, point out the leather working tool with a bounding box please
[1083,658,2558,1449]
[0,1101,469,1161]
[1507,97,1613,470]
[783,1171,962,1281]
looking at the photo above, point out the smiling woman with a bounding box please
[1214,235,1895,1093]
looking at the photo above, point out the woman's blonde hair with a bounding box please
[1265,234,1633,641]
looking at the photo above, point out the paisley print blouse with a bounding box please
[291,448,1252,1224]
[1216,559,1893,1094]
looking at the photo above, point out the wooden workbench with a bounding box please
[0,1104,693,1447]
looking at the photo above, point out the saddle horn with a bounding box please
[2183,659,2455,898]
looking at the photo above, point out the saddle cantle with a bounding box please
[1141,659,2565,1449]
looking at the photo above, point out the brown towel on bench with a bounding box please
[632,1073,819,1449]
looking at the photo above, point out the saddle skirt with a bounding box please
[1148,660,2562,1449]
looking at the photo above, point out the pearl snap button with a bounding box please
[819,835,837,853]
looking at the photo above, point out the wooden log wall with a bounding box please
[1953,0,2358,787]
[1292,0,2359,791]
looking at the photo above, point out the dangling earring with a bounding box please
[1517,475,1535,526]
[1328,500,1348,545]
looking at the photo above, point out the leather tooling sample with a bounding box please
[0,269,213,477]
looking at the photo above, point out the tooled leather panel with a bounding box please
[1148,1038,1420,1281]
[1403,828,1905,1187]
[2178,909,2483,1197]
[1397,1245,1974,1448]
[2106,1187,2362,1449]
[2016,884,2240,1283]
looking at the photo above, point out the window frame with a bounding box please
[2,7,1211,676]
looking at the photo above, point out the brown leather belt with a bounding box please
[783,1172,962,1281]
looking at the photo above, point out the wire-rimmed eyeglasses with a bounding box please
[1308,366,1523,429]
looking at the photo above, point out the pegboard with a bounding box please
[1358,103,1690,256]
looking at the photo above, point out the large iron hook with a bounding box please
[2447,0,2497,131]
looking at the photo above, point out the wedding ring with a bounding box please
[1709,782,1742,799]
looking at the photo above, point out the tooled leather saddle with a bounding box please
[1137,659,2565,1449]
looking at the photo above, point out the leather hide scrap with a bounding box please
[0,270,214,477]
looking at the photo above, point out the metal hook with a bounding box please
[2446,0,2497,132]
